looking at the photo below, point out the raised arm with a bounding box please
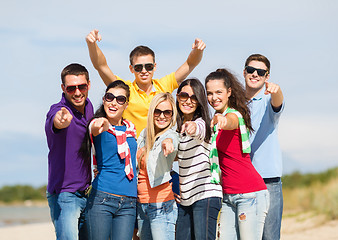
[265,81,284,110]
[86,29,117,86]
[175,38,206,85]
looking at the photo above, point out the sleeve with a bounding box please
[190,118,206,142]
[137,128,146,149]
[115,75,132,86]
[45,105,69,135]
[155,72,178,93]
[268,97,285,126]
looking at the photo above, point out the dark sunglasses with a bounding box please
[65,84,88,94]
[103,92,127,105]
[133,63,154,72]
[154,109,173,118]
[177,92,198,104]
[245,66,268,77]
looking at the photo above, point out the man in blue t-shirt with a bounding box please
[243,54,284,240]
[45,63,94,240]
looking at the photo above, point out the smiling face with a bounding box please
[206,79,231,114]
[61,74,90,113]
[177,85,198,121]
[103,87,128,126]
[129,54,156,87]
[243,60,270,92]
[153,100,173,134]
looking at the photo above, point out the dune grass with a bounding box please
[282,167,338,220]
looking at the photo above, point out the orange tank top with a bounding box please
[137,148,174,203]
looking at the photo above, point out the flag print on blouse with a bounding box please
[90,119,136,180]
[209,108,251,184]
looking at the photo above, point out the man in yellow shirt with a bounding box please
[86,29,206,136]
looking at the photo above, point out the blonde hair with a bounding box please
[139,93,177,164]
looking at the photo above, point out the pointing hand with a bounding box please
[264,81,280,95]
[54,107,73,129]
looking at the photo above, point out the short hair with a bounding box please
[245,54,271,73]
[105,80,130,102]
[61,63,89,85]
[129,46,155,65]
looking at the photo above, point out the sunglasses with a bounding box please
[154,109,173,118]
[245,66,268,77]
[103,92,127,105]
[65,84,88,94]
[177,92,198,104]
[133,63,154,72]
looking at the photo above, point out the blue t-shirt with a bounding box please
[92,126,137,197]
[249,89,285,178]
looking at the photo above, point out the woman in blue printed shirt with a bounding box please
[80,80,137,240]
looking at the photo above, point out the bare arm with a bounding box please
[174,38,206,85]
[86,29,117,86]
[211,113,239,131]
[265,81,284,109]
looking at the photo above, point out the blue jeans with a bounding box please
[86,189,136,240]
[176,197,222,240]
[137,199,177,240]
[219,189,269,240]
[262,181,283,240]
[47,191,88,240]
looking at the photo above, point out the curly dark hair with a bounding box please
[205,68,253,133]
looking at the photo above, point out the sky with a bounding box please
[1,0,337,187]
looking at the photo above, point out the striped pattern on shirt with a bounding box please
[178,118,223,206]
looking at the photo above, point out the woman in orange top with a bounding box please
[136,93,179,240]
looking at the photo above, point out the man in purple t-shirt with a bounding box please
[45,63,94,240]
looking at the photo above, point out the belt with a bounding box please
[263,177,280,184]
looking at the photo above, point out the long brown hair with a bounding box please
[205,68,253,133]
[176,78,211,142]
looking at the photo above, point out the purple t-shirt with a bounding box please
[45,93,94,194]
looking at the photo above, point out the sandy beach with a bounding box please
[0,214,337,240]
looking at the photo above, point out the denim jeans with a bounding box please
[86,189,136,240]
[47,191,88,240]
[219,189,269,240]
[137,199,177,240]
[176,197,222,240]
[262,181,283,240]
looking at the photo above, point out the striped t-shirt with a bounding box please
[177,118,223,206]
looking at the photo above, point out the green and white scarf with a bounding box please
[209,107,251,184]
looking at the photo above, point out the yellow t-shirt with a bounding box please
[116,72,178,137]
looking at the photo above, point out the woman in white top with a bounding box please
[175,78,223,240]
